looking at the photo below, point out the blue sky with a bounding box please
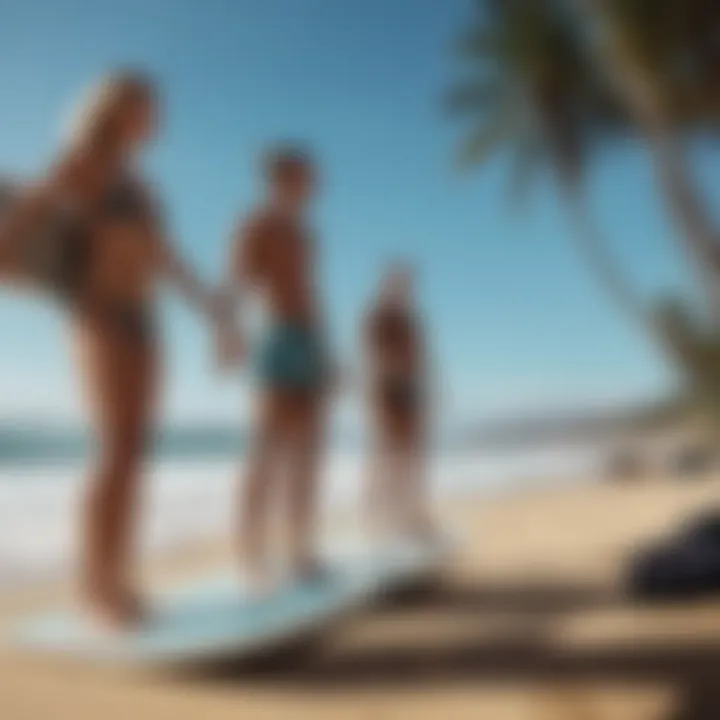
[0,0,701,429]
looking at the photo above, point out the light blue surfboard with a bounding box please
[8,538,451,666]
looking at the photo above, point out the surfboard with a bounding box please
[8,537,451,667]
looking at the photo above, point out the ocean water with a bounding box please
[0,445,602,591]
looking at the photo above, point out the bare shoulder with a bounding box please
[237,208,289,254]
[231,207,276,278]
[242,207,283,238]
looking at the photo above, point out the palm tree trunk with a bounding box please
[560,182,713,407]
[559,178,648,328]
[644,123,720,315]
[570,0,720,328]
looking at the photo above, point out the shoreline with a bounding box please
[0,446,601,594]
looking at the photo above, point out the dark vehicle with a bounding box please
[628,512,720,599]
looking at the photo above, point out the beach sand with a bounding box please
[3,476,720,720]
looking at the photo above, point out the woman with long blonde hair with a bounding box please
[0,72,226,627]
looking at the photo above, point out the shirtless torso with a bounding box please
[235,208,317,325]
[230,197,328,587]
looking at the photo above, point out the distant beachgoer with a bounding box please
[0,73,227,628]
[222,146,330,592]
[363,264,434,541]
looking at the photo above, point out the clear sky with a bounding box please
[0,0,703,430]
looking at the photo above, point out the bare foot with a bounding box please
[119,589,151,624]
[406,517,442,546]
[291,557,332,586]
[238,562,276,599]
[83,592,141,634]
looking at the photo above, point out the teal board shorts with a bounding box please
[256,323,327,394]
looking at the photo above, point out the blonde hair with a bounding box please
[64,71,156,153]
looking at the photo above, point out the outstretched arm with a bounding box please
[222,215,267,312]
[212,216,268,369]
[156,236,221,319]
[144,182,223,320]
[156,232,246,372]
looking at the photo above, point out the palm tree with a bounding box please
[449,0,720,424]
[567,0,720,326]
[448,0,647,328]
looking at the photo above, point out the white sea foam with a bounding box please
[0,446,600,590]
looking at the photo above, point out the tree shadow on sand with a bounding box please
[175,579,720,719]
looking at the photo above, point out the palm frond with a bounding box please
[455,27,502,60]
[447,0,646,334]
[446,78,506,116]
[507,139,544,208]
[456,115,513,171]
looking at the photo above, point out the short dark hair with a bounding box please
[262,144,313,183]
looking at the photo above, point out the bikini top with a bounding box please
[100,179,152,224]
[24,178,157,305]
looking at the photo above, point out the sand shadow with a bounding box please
[172,577,720,718]
[667,677,720,720]
[374,576,619,616]
[176,578,619,683]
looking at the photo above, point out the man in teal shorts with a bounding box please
[222,146,330,593]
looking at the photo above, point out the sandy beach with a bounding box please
[3,475,720,720]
